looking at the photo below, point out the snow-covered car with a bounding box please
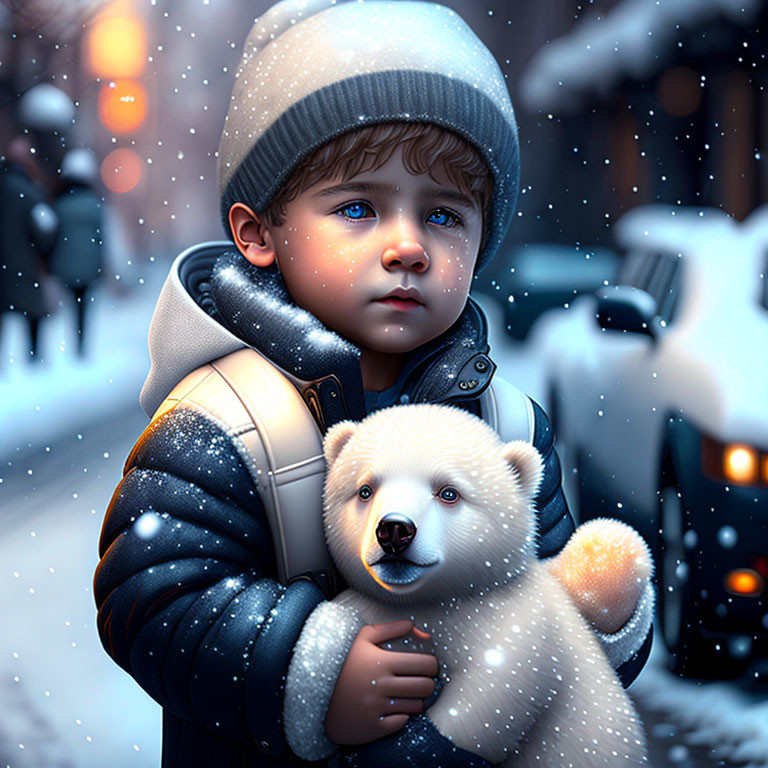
[532,204,768,677]
[481,243,620,340]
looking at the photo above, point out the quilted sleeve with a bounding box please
[94,407,325,755]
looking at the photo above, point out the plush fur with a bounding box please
[323,404,648,767]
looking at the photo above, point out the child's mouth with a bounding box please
[373,297,425,311]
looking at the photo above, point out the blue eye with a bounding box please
[427,208,460,228]
[438,486,459,503]
[337,202,375,221]
[358,484,373,501]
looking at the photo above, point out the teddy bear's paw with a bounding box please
[548,518,653,634]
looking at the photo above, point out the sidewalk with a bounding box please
[0,266,167,462]
[0,266,169,767]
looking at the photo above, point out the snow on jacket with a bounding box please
[94,243,652,768]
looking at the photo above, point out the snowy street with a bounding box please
[0,267,165,767]
[0,404,161,768]
[635,659,768,768]
[0,285,765,767]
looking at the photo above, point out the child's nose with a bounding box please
[381,240,430,273]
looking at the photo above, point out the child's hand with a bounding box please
[547,518,653,634]
[325,619,438,745]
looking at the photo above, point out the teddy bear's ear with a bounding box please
[501,440,543,501]
[323,421,358,467]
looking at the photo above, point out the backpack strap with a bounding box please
[154,347,338,592]
[477,375,535,444]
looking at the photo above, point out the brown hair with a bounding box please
[260,122,493,233]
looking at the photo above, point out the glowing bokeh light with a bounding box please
[86,15,147,79]
[98,80,148,134]
[723,444,758,484]
[724,569,763,596]
[101,148,143,194]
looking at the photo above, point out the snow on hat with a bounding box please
[217,0,519,273]
[19,83,75,133]
[60,148,98,185]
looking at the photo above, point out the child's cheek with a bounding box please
[436,258,472,287]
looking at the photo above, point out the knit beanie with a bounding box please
[217,0,519,273]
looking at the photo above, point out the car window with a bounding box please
[617,250,683,326]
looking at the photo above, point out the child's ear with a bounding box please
[229,203,277,268]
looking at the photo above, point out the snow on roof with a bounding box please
[519,0,765,114]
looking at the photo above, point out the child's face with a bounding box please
[267,147,484,358]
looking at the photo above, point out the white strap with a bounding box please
[478,377,534,443]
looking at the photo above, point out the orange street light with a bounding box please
[98,80,148,134]
[86,14,147,79]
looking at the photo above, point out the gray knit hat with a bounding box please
[217,0,519,273]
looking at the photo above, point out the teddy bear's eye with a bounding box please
[358,484,373,501]
[438,486,459,504]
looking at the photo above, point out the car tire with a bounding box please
[659,486,689,661]
[658,485,748,679]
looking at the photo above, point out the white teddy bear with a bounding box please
[321,403,650,767]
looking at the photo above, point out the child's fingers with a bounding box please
[382,697,425,715]
[383,675,436,699]
[363,619,414,644]
[383,650,439,678]
[376,714,410,736]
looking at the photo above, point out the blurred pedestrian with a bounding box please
[18,83,76,177]
[0,134,58,360]
[48,148,104,356]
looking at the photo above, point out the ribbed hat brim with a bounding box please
[220,69,519,272]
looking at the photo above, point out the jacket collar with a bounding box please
[207,250,496,430]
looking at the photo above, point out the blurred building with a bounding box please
[0,0,584,263]
[516,0,768,246]
[12,0,753,262]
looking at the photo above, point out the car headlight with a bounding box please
[724,568,764,597]
[703,437,767,486]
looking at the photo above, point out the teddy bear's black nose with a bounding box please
[376,513,417,555]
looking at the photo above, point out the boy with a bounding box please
[95,1,653,766]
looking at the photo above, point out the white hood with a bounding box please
[140,241,245,417]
